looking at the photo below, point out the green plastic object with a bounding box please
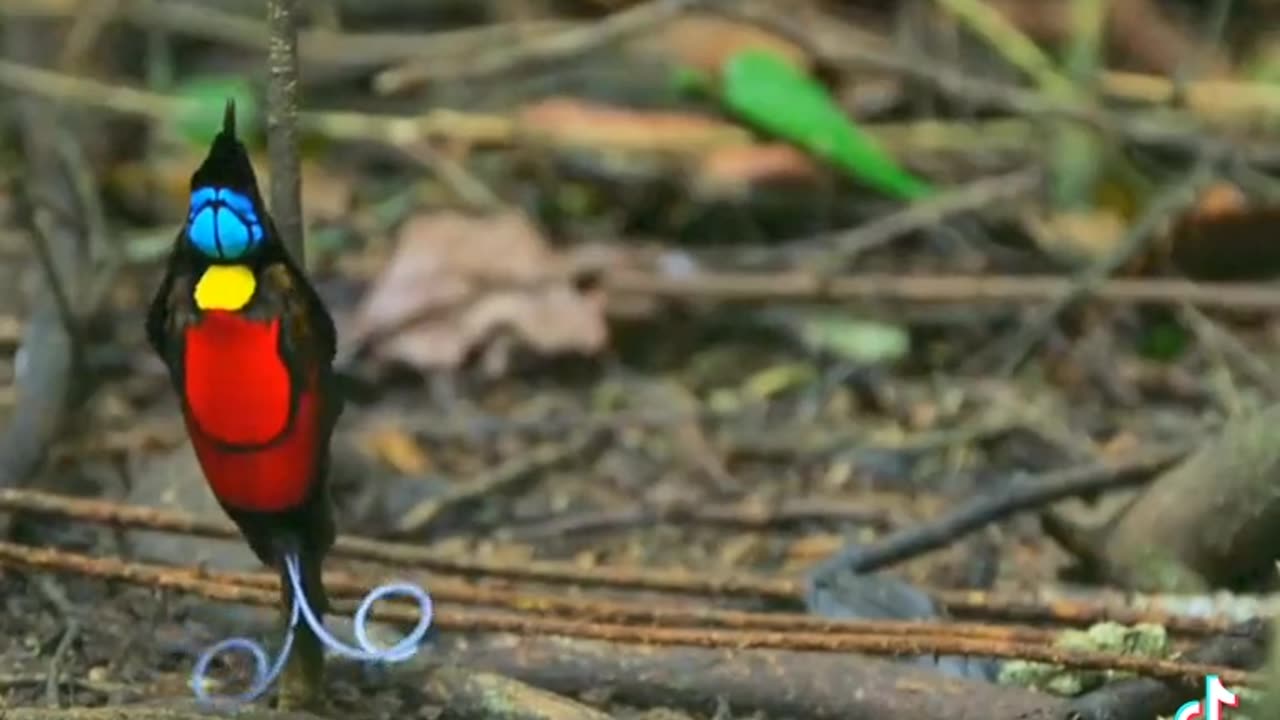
[722,49,933,200]
[173,76,259,147]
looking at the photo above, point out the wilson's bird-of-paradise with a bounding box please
[146,101,431,707]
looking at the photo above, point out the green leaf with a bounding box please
[721,49,933,200]
[172,76,259,147]
[1138,318,1188,362]
[795,313,910,365]
[671,65,713,97]
[741,362,816,400]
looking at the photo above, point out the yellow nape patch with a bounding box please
[194,264,257,311]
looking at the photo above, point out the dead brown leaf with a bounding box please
[1024,209,1128,268]
[360,426,432,475]
[350,211,608,374]
[1191,182,1250,220]
[694,143,822,195]
[629,11,813,76]
[517,97,750,153]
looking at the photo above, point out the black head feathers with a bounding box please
[189,100,264,202]
[184,100,270,261]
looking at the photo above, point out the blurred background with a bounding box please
[0,0,1279,717]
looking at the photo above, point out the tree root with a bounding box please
[1047,405,1280,593]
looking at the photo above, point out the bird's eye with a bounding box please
[186,187,265,260]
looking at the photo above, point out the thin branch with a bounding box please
[809,442,1190,576]
[0,542,1255,687]
[802,168,1041,265]
[395,433,600,536]
[174,561,1067,645]
[266,0,304,262]
[3,0,576,72]
[0,488,1247,636]
[984,158,1218,373]
[0,487,801,599]
[605,270,1280,312]
[0,58,1275,169]
[503,496,894,541]
[372,0,705,94]
[931,0,1076,96]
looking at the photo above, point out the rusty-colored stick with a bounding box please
[0,488,798,597]
[0,541,1255,687]
[0,488,1243,636]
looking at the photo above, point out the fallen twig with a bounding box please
[373,0,703,94]
[3,0,575,73]
[0,487,800,598]
[1085,403,1280,593]
[0,542,1254,687]
[426,667,616,720]
[1,540,1070,646]
[0,488,1251,635]
[33,574,80,708]
[395,433,600,536]
[0,672,129,697]
[605,270,1280,312]
[0,56,1013,160]
[443,634,1065,720]
[933,0,1076,96]
[805,168,1041,265]
[179,563,1070,646]
[504,495,895,541]
[812,441,1189,576]
[983,159,1218,373]
[744,3,1280,131]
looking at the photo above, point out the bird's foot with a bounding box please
[276,618,327,712]
[277,655,326,712]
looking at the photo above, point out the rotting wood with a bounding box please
[435,634,1066,720]
[1056,404,1280,593]
[426,666,616,720]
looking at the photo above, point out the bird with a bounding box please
[145,99,340,708]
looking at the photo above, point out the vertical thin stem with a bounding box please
[266,0,304,264]
[265,2,319,709]
[1049,0,1105,210]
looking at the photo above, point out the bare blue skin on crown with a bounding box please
[187,186,265,260]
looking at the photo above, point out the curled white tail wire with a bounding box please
[190,553,433,705]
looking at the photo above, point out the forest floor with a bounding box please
[2,1,1280,719]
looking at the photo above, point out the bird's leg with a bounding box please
[276,557,326,711]
[278,620,324,710]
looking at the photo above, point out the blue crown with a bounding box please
[186,186,265,260]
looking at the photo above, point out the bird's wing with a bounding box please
[258,259,343,435]
[145,240,196,393]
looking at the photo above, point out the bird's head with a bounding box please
[184,100,271,263]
